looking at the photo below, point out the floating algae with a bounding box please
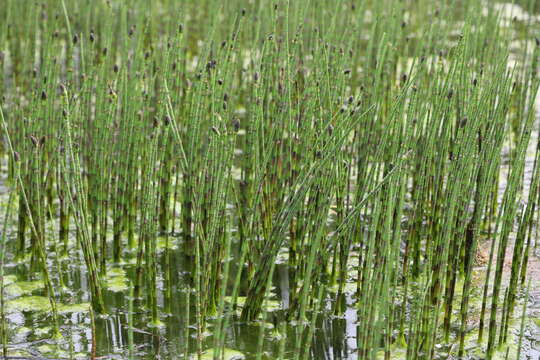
[58,303,90,314]
[105,267,129,292]
[225,296,281,313]
[4,280,44,297]
[6,296,51,313]
[198,348,246,360]
[6,296,89,315]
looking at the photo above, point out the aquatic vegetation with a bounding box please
[0,0,539,359]
[6,296,51,313]
[200,348,246,360]
[4,280,45,297]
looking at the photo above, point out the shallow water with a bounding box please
[0,214,539,359]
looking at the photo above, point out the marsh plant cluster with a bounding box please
[0,0,539,359]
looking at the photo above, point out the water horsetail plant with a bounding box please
[0,190,14,357]
[0,0,540,359]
